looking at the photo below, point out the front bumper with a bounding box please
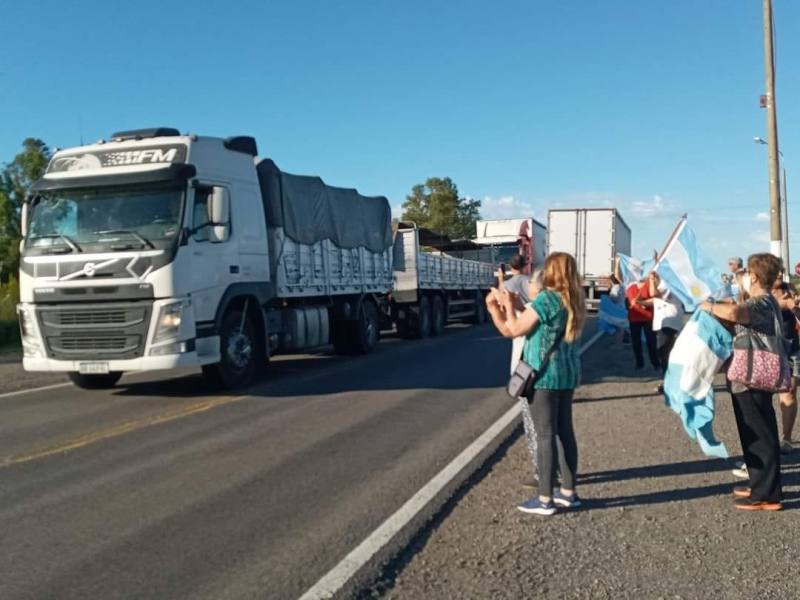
[22,351,200,373]
[18,297,204,372]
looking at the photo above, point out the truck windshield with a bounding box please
[26,183,185,250]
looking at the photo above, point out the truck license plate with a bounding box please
[78,362,110,375]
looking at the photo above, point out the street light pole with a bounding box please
[763,0,783,260]
[755,136,789,277]
[783,167,790,273]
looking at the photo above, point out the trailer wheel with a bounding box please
[473,292,487,325]
[353,299,380,354]
[202,309,259,390]
[431,296,445,337]
[416,296,432,339]
[67,372,123,390]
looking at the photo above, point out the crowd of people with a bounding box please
[486,251,798,515]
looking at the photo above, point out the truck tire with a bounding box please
[416,296,432,339]
[351,299,380,354]
[202,309,259,390]
[431,295,445,337]
[67,372,123,390]
[472,293,487,325]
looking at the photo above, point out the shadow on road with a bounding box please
[109,325,512,399]
[574,391,661,403]
[581,454,800,511]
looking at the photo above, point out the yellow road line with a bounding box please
[0,394,243,468]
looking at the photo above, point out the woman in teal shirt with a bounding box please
[486,252,586,516]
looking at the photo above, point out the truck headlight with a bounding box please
[17,304,42,358]
[153,300,189,343]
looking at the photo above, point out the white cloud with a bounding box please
[479,195,538,220]
[756,212,769,221]
[631,195,671,216]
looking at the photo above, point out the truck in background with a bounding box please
[546,208,632,310]
[17,128,495,391]
[436,218,547,276]
[474,218,547,275]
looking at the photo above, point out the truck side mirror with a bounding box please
[209,187,230,243]
[21,200,30,238]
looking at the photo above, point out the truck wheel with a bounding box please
[473,293,487,325]
[431,296,445,337]
[416,296,432,339]
[202,310,259,390]
[351,299,380,354]
[67,372,123,390]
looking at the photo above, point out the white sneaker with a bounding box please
[732,462,748,480]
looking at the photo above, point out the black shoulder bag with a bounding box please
[507,329,566,399]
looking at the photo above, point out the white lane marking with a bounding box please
[297,329,605,600]
[0,382,71,400]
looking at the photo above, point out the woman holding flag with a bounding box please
[625,271,661,372]
[700,253,784,511]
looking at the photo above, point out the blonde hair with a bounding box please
[541,252,586,343]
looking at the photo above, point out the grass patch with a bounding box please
[1,275,21,354]
[0,321,20,355]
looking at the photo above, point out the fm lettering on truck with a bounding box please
[47,144,188,173]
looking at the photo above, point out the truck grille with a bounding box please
[37,302,152,360]
[57,310,128,326]
[51,334,140,354]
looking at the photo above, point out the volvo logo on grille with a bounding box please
[83,263,97,278]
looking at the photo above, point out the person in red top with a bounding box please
[626,271,661,371]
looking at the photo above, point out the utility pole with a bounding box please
[763,0,783,260]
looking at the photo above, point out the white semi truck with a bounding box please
[16,128,494,390]
[546,208,632,310]
[474,218,547,276]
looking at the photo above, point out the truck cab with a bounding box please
[18,128,269,389]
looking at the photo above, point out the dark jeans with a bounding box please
[731,388,782,503]
[528,388,578,497]
[656,327,678,375]
[630,320,660,369]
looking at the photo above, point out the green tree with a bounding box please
[0,138,51,281]
[400,177,481,240]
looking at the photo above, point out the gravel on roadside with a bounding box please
[362,334,800,600]
[0,356,66,395]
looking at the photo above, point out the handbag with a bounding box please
[507,329,566,399]
[727,295,792,393]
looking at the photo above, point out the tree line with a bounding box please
[0,139,482,283]
[0,139,50,283]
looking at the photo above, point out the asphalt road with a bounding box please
[0,321,582,600]
[364,326,800,600]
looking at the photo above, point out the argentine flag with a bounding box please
[655,221,727,311]
[663,310,732,458]
[598,294,629,334]
[617,253,655,286]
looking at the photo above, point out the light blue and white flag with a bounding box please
[617,253,655,287]
[598,294,629,334]
[663,310,733,458]
[655,220,728,311]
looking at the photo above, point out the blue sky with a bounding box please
[2,0,799,270]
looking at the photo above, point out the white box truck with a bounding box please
[16,128,495,390]
[546,208,632,310]
[440,218,547,276]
